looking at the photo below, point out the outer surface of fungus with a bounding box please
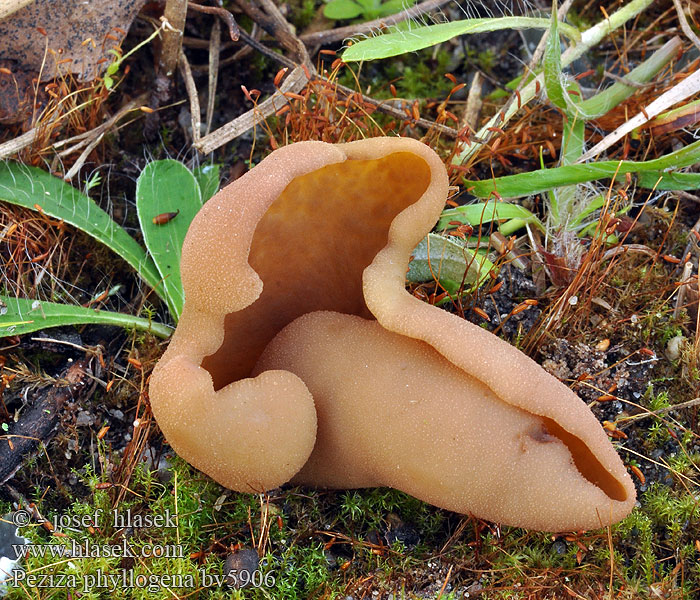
[150,138,636,531]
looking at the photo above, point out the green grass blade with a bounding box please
[577,37,681,118]
[453,0,656,165]
[193,164,220,203]
[466,139,700,198]
[0,295,172,338]
[342,17,580,62]
[407,233,494,292]
[0,162,163,298]
[568,195,605,229]
[544,0,567,112]
[136,160,204,321]
[635,170,700,191]
[561,114,585,165]
[438,201,543,231]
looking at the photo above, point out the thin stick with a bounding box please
[195,26,457,153]
[672,0,700,53]
[188,1,240,41]
[195,66,308,154]
[206,18,221,135]
[673,261,693,320]
[179,48,202,146]
[0,129,36,159]
[159,0,188,78]
[578,67,700,161]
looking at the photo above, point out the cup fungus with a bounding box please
[150,137,636,532]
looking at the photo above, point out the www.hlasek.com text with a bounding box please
[13,537,184,559]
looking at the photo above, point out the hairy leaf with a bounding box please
[0,162,163,297]
[0,295,171,339]
[407,233,494,293]
[342,17,580,62]
[136,160,204,320]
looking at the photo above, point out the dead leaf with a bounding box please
[0,0,147,123]
[0,0,147,82]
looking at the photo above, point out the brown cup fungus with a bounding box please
[150,137,636,532]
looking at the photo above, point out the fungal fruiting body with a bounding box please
[149,137,636,531]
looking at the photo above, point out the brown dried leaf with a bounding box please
[0,0,147,82]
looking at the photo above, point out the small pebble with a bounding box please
[225,548,259,589]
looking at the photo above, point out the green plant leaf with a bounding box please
[355,0,378,12]
[635,170,700,191]
[561,114,585,166]
[0,295,172,339]
[438,201,544,231]
[193,164,220,202]
[544,0,568,112]
[136,160,204,321]
[567,195,606,230]
[0,162,163,298]
[377,0,415,17]
[342,17,580,62]
[577,37,681,118]
[324,0,363,20]
[465,139,700,198]
[407,233,494,294]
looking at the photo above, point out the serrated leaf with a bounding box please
[193,164,220,202]
[407,233,494,294]
[0,162,163,297]
[136,160,204,321]
[342,17,580,62]
[0,295,171,339]
[324,0,363,20]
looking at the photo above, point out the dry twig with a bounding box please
[672,0,700,53]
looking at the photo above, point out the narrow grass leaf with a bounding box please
[560,114,585,165]
[342,17,580,62]
[568,195,606,229]
[453,0,656,165]
[544,0,567,112]
[0,162,163,297]
[635,171,700,191]
[577,37,681,118]
[136,160,204,321]
[0,295,172,339]
[407,233,494,292]
[466,139,700,198]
